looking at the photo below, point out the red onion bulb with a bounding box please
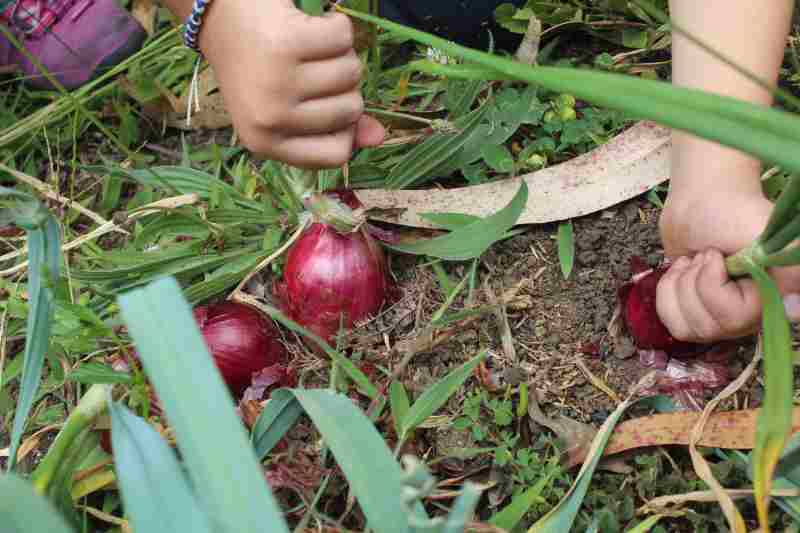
[276,212,391,348]
[193,302,286,393]
[618,262,696,353]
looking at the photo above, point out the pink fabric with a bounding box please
[0,0,144,89]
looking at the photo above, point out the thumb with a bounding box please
[354,115,386,148]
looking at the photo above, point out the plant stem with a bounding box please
[30,384,112,494]
[725,243,768,278]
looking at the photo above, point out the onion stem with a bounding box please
[30,384,112,494]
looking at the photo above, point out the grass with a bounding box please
[1,1,800,532]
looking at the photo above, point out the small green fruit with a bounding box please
[559,107,577,122]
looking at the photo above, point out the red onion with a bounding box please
[618,259,696,353]
[193,302,286,393]
[275,191,392,348]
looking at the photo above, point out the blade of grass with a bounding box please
[5,197,60,471]
[109,401,214,533]
[528,376,650,532]
[388,181,527,260]
[252,388,306,459]
[252,388,412,533]
[389,381,411,437]
[0,475,73,533]
[118,277,290,533]
[399,351,486,441]
[489,469,554,530]
[557,220,575,280]
[740,262,794,533]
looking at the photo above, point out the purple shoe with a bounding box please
[0,0,146,89]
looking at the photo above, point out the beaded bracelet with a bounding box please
[183,0,212,53]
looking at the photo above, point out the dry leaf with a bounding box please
[565,406,800,469]
[356,121,670,227]
[138,67,232,131]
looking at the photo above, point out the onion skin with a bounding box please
[276,220,391,348]
[193,302,286,393]
[618,265,696,353]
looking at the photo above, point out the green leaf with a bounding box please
[389,181,527,260]
[339,8,800,176]
[110,401,214,533]
[624,515,666,533]
[400,352,486,439]
[386,103,490,189]
[67,362,133,385]
[557,221,575,280]
[252,388,305,459]
[389,381,411,436]
[251,388,411,533]
[529,392,640,532]
[6,209,60,471]
[741,262,795,528]
[481,144,515,173]
[118,277,290,533]
[489,470,553,530]
[442,482,483,533]
[0,475,73,532]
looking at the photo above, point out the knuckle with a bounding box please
[342,94,364,124]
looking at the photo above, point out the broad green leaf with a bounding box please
[0,475,73,533]
[420,212,481,230]
[489,470,553,530]
[339,7,800,176]
[529,392,640,532]
[389,182,527,260]
[741,263,794,529]
[481,144,515,174]
[110,401,213,533]
[252,388,305,459]
[252,388,411,533]
[557,221,575,280]
[400,352,486,439]
[118,277,290,533]
[389,381,411,436]
[67,362,133,385]
[5,190,61,471]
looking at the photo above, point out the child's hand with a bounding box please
[656,188,800,343]
[199,0,385,168]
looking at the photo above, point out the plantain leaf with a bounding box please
[388,181,527,260]
[118,277,290,533]
[0,475,73,532]
[110,401,214,533]
[386,103,490,189]
[741,262,794,530]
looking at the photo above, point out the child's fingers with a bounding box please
[292,11,355,60]
[656,256,695,341]
[289,91,364,135]
[674,252,725,342]
[354,115,386,148]
[296,51,364,100]
[695,249,761,336]
[271,127,356,169]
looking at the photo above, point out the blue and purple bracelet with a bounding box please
[182,0,212,52]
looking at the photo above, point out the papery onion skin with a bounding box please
[193,302,286,393]
[619,265,696,353]
[276,222,391,348]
